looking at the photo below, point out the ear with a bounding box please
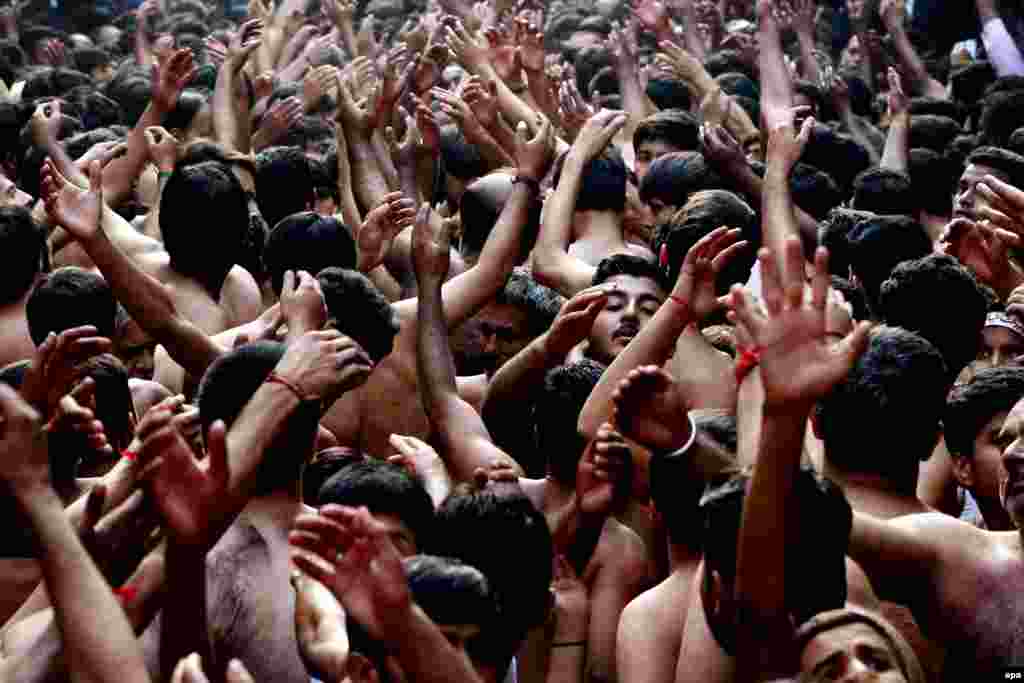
[951,454,975,490]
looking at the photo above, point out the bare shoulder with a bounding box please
[599,518,652,581]
[220,265,263,327]
[888,511,992,555]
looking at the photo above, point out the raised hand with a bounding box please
[569,109,627,164]
[137,419,230,550]
[152,48,197,113]
[20,324,112,417]
[612,365,691,451]
[45,378,112,458]
[635,0,671,36]
[280,270,327,337]
[432,86,482,135]
[335,70,371,134]
[485,26,521,83]
[358,192,416,272]
[654,40,705,90]
[292,569,350,682]
[729,238,872,410]
[516,12,546,73]
[975,175,1024,242]
[462,76,500,129]
[42,158,104,243]
[576,423,632,515]
[144,126,180,173]
[545,285,611,356]
[886,66,909,119]
[940,218,1023,296]
[259,96,304,145]
[445,19,489,73]
[78,487,161,585]
[412,202,451,283]
[701,123,747,172]
[367,59,413,130]
[674,225,748,322]
[514,112,555,180]
[878,0,905,32]
[226,18,263,73]
[276,329,374,403]
[765,108,815,173]
[290,505,412,641]
[171,654,256,683]
[558,77,594,141]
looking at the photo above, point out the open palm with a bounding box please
[42,159,102,242]
[612,366,690,451]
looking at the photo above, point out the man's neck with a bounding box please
[668,539,702,573]
[823,460,926,516]
[245,489,304,529]
[918,211,951,242]
[573,211,626,249]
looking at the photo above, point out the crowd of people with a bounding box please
[2,0,1024,681]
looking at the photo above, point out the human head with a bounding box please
[815,326,949,476]
[553,148,628,214]
[317,267,399,364]
[632,110,700,182]
[978,89,1024,148]
[264,213,357,295]
[440,124,488,207]
[72,47,114,83]
[974,311,1024,373]
[645,78,693,112]
[794,608,926,683]
[908,114,962,153]
[945,366,1024,531]
[113,307,156,381]
[70,353,134,474]
[588,255,667,364]
[954,146,1024,221]
[317,459,435,556]
[877,254,990,379]
[845,215,932,313]
[700,467,851,656]
[908,148,956,217]
[533,360,605,484]
[789,163,841,222]
[801,124,872,195]
[197,341,319,496]
[638,152,724,221]
[160,161,248,282]
[459,172,541,265]
[851,168,916,217]
[254,146,314,230]
[433,483,553,672]
[0,206,46,305]
[26,267,117,345]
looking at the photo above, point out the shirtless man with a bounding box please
[0,207,48,368]
[533,110,657,299]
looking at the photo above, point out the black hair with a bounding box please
[254,146,313,230]
[197,341,319,495]
[317,267,399,364]
[846,215,932,313]
[851,168,916,217]
[645,78,692,111]
[404,554,497,639]
[63,89,123,130]
[1009,128,1024,157]
[816,326,949,473]
[533,359,605,484]
[264,212,357,294]
[318,459,434,550]
[790,163,842,221]
[877,254,991,379]
[592,253,668,292]
[433,484,553,663]
[947,134,979,173]
[574,46,617,97]
[26,267,117,345]
[700,466,851,655]
[494,269,563,336]
[979,89,1024,148]
[792,80,828,120]
[653,190,758,292]
[908,114,962,153]
[966,146,1024,190]
[162,88,205,133]
[945,367,1024,459]
[553,147,628,213]
[703,49,756,81]
[63,127,121,160]
[830,276,870,322]
[0,207,47,306]
[639,152,724,210]
[72,353,133,452]
[716,71,759,102]
[801,124,872,195]
[909,97,966,126]
[908,148,956,216]
[309,157,339,204]
[633,109,700,154]
[160,161,248,285]
[816,208,876,278]
[104,70,152,125]
[440,123,488,182]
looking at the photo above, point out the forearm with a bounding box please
[525,70,561,129]
[371,131,401,191]
[160,544,211,682]
[534,157,593,296]
[226,382,303,498]
[464,124,515,170]
[347,132,392,213]
[840,112,883,164]
[981,15,1024,77]
[485,115,520,162]
[796,32,822,85]
[617,65,655,142]
[44,138,89,190]
[880,114,909,172]
[416,278,458,428]
[761,163,801,263]
[17,487,150,683]
[547,611,588,683]
[890,27,945,98]
[482,335,562,445]
[104,104,164,208]
[213,65,247,154]
[477,62,542,128]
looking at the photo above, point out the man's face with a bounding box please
[564,31,604,53]
[974,326,1024,371]
[587,274,665,365]
[634,140,682,183]
[115,317,157,380]
[800,622,907,682]
[623,179,655,246]
[954,164,1007,221]
[475,302,533,376]
[0,174,32,209]
[373,513,417,558]
[961,411,1015,514]
[998,397,1024,526]
[840,35,863,70]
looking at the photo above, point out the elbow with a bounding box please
[532,249,560,290]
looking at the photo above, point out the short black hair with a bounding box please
[26,267,117,346]
[160,160,248,282]
[877,254,991,379]
[979,89,1024,148]
[72,353,133,452]
[460,173,542,263]
[494,269,562,337]
[846,215,932,313]
[790,163,842,221]
[909,97,966,126]
[255,146,313,230]
[264,213,357,295]
[830,276,870,322]
[639,152,724,210]
[851,168,916,217]
[908,148,957,216]
[574,46,617,98]
[592,253,667,292]
[633,109,700,154]
[71,47,111,74]
[801,124,872,194]
[645,79,692,111]
[908,114,962,153]
[0,207,47,306]
[554,148,628,213]
[404,554,497,636]
[703,49,756,81]
[317,267,399,364]
[440,124,488,182]
[966,146,1024,190]
[533,360,605,484]
[318,459,435,550]
[817,208,874,278]
[945,367,1024,459]
[816,326,949,473]
[197,341,319,495]
[700,466,850,655]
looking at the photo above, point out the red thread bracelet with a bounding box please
[114,583,138,603]
[669,294,687,309]
[266,372,307,402]
[734,346,763,384]
[121,448,137,462]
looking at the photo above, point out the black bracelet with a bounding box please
[512,175,541,194]
[552,640,586,648]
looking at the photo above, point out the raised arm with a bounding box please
[881,68,911,173]
[213,19,263,154]
[977,0,1024,77]
[533,111,627,298]
[0,385,151,683]
[762,109,816,267]
[578,227,747,440]
[879,0,946,99]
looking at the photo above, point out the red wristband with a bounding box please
[669,294,688,309]
[734,346,763,385]
[121,448,137,462]
[114,583,137,603]
[266,372,307,402]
